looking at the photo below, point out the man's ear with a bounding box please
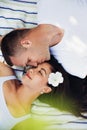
[20,39,32,48]
[43,86,52,94]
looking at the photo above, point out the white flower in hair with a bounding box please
[48,72,64,87]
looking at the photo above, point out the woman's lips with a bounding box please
[26,73,31,79]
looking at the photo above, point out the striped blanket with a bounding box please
[0,0,38,36]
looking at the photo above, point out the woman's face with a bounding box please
[22,62,52,89]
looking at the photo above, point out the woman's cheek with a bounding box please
[32,77,44,87]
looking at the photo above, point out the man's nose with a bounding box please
[28,62,38,67]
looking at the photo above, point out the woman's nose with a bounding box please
[29,68,33,73]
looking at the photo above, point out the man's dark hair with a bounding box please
[1,29,30,66]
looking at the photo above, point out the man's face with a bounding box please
[10,43,50,67]
[10,25,53,67]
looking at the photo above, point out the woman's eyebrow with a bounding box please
[41,68,47,75]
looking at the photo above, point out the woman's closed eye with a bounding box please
[39,70,42,75]
[39,70,44,76]
[38,68,46,76]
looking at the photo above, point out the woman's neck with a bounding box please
[4,80,41,117]
[13,84,41,116]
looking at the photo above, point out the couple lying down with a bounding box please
[0,55,87,130]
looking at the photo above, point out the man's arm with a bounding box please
[46,24,64,46]
[37,24,64,47]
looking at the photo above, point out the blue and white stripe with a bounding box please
[0,0,38,35]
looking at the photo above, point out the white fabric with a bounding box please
[31,100,80,123]
[37,0,87,78]
[31,99,87,130]
[0,75,30,130]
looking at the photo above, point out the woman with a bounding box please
[0,55,63,130]
[0,55,87,130]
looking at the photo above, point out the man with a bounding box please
[1,24,64,67]
[1,0,64,68]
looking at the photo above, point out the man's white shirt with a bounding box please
[38,0,87,78]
